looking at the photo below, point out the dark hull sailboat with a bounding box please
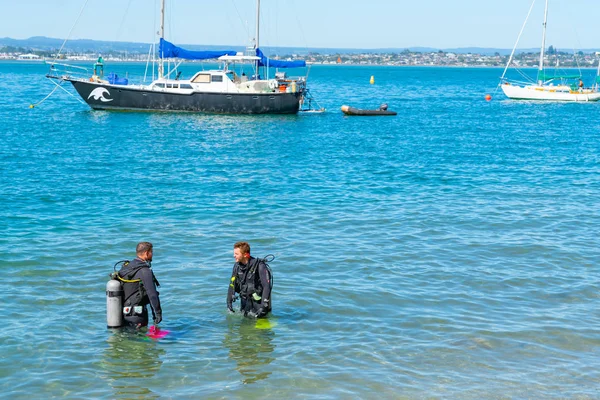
[46,0,309,114]
[68,78,304,114]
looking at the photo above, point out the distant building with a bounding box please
[18,53,40,60]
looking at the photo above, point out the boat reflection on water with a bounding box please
[223,317,276,384]
[99,330,165,399]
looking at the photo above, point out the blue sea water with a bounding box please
[1,61,599,399]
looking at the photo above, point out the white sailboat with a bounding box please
[500,0,600,102]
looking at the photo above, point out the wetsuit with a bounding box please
[118,258,162,327]
[227,256,272,317]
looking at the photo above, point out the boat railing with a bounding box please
[501,77,539,87]
[45,61,90,80]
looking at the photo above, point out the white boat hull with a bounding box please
[501,83,600,102]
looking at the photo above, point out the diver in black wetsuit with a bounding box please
[227,242,272,318]
[118,242,162,328]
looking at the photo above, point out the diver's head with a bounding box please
[136,241,153,262]
[233,241,250,264]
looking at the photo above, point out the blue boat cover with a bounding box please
[256,48,306,68]
[159,38,236,60]
[107,72,128,85]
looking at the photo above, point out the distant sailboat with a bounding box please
[47,0,309,114]
[500,0,600,102]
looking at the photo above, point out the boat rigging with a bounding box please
[499,0,600,102]
[44,0,315,114]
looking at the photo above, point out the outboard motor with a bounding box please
[106,274,123,328]
[379,103,388,111]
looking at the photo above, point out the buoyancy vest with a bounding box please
[234,257,272,300]
[118,259,160,307]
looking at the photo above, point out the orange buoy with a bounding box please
[485,94,492,101]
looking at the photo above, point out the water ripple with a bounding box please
[1,62,600,398]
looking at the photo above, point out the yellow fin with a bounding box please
[255,319,276,330]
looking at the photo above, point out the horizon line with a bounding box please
[3,36,600,52]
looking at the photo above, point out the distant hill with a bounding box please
[1,36,599,56]
[0,36,166,53]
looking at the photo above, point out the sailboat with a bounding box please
[46,0,308,114]
[500,0,600,102]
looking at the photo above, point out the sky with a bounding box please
[2,0,600,50]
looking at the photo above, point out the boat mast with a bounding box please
[255,0,260,49]
[255,0,260,79]
[159,0,165,79]
[538,0,548,84]
[596,58,600,90]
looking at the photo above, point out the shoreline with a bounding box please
[3,59,598,70]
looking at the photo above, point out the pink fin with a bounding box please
[146,325,169,339]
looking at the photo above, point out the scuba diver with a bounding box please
[227,242,272,318]
[118,242,162,328]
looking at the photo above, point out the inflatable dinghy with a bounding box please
[341,104,397,116]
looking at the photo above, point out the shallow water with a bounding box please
[1,61,600,398]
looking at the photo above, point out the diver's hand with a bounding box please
[154,311,162,325]
[256,307,267,318]
[227,305,235,314]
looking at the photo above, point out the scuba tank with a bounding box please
[106,276,123,328]
[105,260,130,328]
[247,255,275,311]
